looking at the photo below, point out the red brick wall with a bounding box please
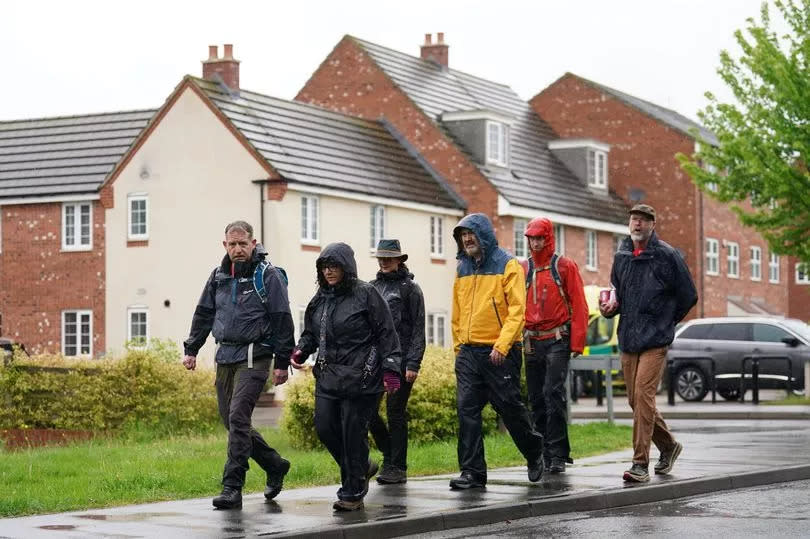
[0,202,105,355]
[531,74,789,319]
[295,37,502,232]
[788,256,810,322]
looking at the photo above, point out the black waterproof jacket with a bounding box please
[297,242,402,399]
[608,232,698,353]
[184,244,295,367]
[370,267,426,373]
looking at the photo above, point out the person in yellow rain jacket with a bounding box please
[449,213,544,490]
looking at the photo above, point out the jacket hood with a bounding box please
[525,217,556,264]
[453,213,498,261]
[317,242,358,277]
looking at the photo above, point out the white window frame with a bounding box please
[795,263,810,285]
[513,218,528,258]
[613,233,624,253]
[62,310,92,357]
[295,306,307,343]
[300,195,319,244]
[750,246,761,281]
[587,149,607,188]
[127,307,149,347]
[705,238,719,276]
[127,194,149,240]
[62,202,93,251]
[769,253,780,283]
[430,216,444,257]
[726,241,739,278]
[585,230,598,271]
[370,205,385,250]
[554,224,565,256]
[427,312,447,348]
[486,121,508,167]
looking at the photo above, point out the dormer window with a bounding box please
[587,149,607,188]
[486,121,508,167]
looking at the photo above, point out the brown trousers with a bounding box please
[621,347,677,465]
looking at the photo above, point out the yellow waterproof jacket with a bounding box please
[451,213,526,355]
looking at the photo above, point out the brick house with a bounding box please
[531,73,809,320]
[296,34,629,290]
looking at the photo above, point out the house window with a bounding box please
[63,310,92,356]
[554,224,565,256]
[427,313,447,348]
[585,230,597,271]
[370,205,385,250]
[795,263,810,285]
[705,238,719,275]
[430,216,444,257]
[62,202,92,250]
[726,242,739,278]
[486,121,508,166]
[750,246,761,281]
[769,253,780,283]
[127,195,148,240]
[587,149,607,188]
[513,218,528,258]
[295,306,307,343]
[127,308,148,346]
[300,196,319,243]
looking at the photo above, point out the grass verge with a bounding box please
[0,422,630,517]
[763,394,810,406]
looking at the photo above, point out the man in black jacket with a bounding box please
[600,205,697,483]
[368,239,426,484]
[183,220,295,509]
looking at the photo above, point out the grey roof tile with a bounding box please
[0,110,155,199]
[353,37,630,224]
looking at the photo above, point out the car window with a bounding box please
[679,324,713,339]
[781,319,810,342]
[752,324,791,343]
[707,323,750,341]
[586,315,615,346]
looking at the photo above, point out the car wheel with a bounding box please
[675,366,709,402]
[717,387,740,401]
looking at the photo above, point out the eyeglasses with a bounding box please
[321,263,341,272]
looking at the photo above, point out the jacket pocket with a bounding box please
[491,297,503,328]
[317,364,366,398]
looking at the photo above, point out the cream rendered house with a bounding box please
[103,66,463,365]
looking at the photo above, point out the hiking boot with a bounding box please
[333,499,364,511]
[449,471,486,490]
[549,457,566,474]
[361,459,379,497]
[654,441,683,475]
[264,458,291,500]
[212,486,242,509]
[528,454,544,482]
[377,465,407,484]
[622,463,650,483]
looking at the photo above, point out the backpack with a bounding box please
[525,254,572,317]
[253,260,288,304]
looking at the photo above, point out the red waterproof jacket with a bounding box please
[520,218,588,354]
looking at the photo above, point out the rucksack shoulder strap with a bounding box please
[551,254,573,318]
[525,257,535,290]
[253,261,269,303]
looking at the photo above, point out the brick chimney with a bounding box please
[202,44,240,90]
[420,33,449,67]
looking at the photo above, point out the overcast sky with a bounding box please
[2,0,768,123]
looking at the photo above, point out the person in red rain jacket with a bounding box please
[520,217,588,473]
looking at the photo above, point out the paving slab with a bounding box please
[2,419,809,538]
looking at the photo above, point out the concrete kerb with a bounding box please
[270,464,810,539]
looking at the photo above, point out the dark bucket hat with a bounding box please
[376,239,408,261]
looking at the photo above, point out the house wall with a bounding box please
[0,200,106,354]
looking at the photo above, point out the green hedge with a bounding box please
[0,341,219,435]
[280,346,498,449]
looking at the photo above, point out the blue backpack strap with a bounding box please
[525,257,534,290]
[550,254,573,318]
[253,261,269,303]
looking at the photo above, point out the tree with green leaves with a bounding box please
[678,0,810,267]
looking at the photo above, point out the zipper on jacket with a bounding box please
[467,271,479,343]
[541,284,547,313]
[491,297,503,328]
[231,279,238,305]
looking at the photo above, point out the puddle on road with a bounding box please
[38,525,77,530]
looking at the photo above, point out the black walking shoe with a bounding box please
[622,463,650,483]
[449,471,486,490]
[333,499,364,511]
[377,465,407,484]
[549,457,566,474]
[527,455,544,482]
[212,486,242,509]
[361,459,379,497]
[654,441,683,475]
[264,458,291,500]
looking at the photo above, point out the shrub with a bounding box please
[0,340,219,435]
[280,346,498,449]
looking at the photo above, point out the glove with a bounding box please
[383,371,401,393]
[289,349,304,369]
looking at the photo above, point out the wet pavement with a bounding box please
[2,419,809,538]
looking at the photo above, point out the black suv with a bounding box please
[668,317,809,401]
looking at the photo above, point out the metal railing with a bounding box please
[666,356,717,405]
[739,355,793,404]
[566,356,621,424]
